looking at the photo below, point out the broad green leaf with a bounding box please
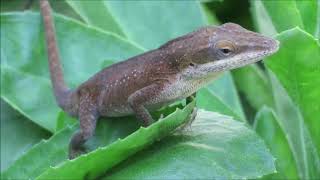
[65,1,210,49]
[103,1,206,50]
[37,101,195,179]
[0,12,142,132]
[1,66,58,132]
[65,0,125,37]
[196,88,242,121]
[0,0,82,21]
[251,0,319,38]
[266,28,320,157]
[295,0,319,38]
[254,106,299,179]
[231,25,320,179]
[250,0,277,37]
[268,71,320,179]
[260,0,304,32]
[2,101,194,179]
[103,110,275,179]
[0,100,50,172]
[66,1,205,49]
[197,72,245,121]
[0,0,26,12]
[1,124,77,180]
[200,3,220,25]
[232,64,274,111]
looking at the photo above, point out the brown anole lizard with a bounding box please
[39,0,279,159]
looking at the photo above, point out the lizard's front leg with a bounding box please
[128,83,164,127]
[69,92,98,159]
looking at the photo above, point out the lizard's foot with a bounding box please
[176,107,198,132]
[69,147,87,160]
[186,93,197,104]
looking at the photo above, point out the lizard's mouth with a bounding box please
[182,39,279,79]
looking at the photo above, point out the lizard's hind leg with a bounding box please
[69,92,98,159]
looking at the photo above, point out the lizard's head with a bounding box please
[167,23,279,79]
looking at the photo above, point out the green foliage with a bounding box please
[233,0,320,179]
[2,125,76,179]
[105,110,275,179]
[252,0,319,38]
[1,0,319,179]
[269,71,319,179]
[254,107,298,179]
[38,102,196,180]
[232,64,274,111]
[66,1,205,49]
[197,72,245,121]
[2,101,195,179]
[267,28,320,158]
[0,100,50,172]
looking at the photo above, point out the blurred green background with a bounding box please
[1,0,319,179]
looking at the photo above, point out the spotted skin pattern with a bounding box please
[39,0,279,159]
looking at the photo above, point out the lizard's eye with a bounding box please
[215,40,235,56]
[189,62,195,67]
[220,47,232,55]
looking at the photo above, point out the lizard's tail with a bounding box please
[40,0,71,110]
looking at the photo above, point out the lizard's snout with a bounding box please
[262,37,280,55]
[270,39,280,52]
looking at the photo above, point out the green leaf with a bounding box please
[1,124,76,180]
[1,66,58,132]
[0,0,26,12]
[254,106,299,179]
[266,28,320,157]
[65,0,125,37]
[0,12,143,132]
[2,101,195,179]
[251,0,319,38]
[197,72,245,121]
[103,110,275,179]
[37,101,195,179]
[232,19,320,179]
[268,71,320,179]
[200,3,220,25]
[1,116,138,179]
[295,0,319,38]
[0,100,50,172]
[250,3,320,178]
[232,64,274,111]
[68,1,205,50]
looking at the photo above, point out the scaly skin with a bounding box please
[39,0,279,159]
